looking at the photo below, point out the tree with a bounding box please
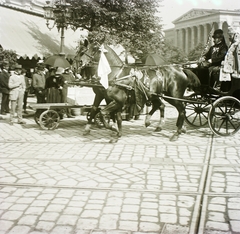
[66,0,164,59]
[162,41,187,64]
[0,46,18,68]
[188,43,205,61]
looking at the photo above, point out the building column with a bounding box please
[191,26,195,50]
[174,29,178,47]
[179,28,184,51]
[218,21,223,29]
[197,25,201,45]
[203,24,208,43]
[185,28,189,54]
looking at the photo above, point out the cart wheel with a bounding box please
[39,110,60,130]
[208,96,240,136]
[34,109,45,125]
[86,111,91,121]
[184,93,210,128]
[94,112,110,128]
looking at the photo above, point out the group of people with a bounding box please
[198,26,240,91]
[0,60,77,125]
[0,62,31,125]
[0,25,239,125]
[33,63,77,118]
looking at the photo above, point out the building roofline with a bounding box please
[0,3,43,17]
[172,8,240,24]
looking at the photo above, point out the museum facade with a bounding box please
[164,9,240,54]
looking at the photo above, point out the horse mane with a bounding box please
[104,44,124,67]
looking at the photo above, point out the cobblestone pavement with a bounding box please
[0,98,239,234]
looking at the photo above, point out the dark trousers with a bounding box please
[1,93,10,114]
[23,91,28,110]
[36,90,46,103]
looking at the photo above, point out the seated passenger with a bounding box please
[199,29,228,90]
[220,26,240,81]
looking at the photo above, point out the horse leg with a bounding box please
[169,101,186,141]
[83,89,104,136]
[109,111,122,143]
[101,101,121,131]
[154,101,165,132]
[145,98,165,132]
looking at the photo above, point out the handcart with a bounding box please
[31,82,106,130]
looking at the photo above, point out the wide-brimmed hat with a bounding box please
[2,60,9,66]
[55,67,64,75]
[13,64,22,70]
[212,29,224,39]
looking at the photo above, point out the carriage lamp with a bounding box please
[43,0,73,55]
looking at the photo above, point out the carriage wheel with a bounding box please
[208,96,240,136]
[39,110,60,130]
[94,112,110,128]
[34,109,46,125]
[184,93,210,128]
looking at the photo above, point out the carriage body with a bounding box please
[184,69,240,136]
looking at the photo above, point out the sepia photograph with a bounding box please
[0,0,240,233]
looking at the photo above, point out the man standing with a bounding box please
[32,63,46,103]
[0,60,10,115]
[8,64,26,125]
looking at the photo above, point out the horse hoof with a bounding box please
[111,126,118,133]
[170,134,179,141]
[109,138,118,143]
[145,121,150,128]
[154,127,162,132]
[83,130,90,136]
[181,127,187,134]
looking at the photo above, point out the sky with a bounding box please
[160,0,240,29]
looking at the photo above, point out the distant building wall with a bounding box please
[164,9,240,55]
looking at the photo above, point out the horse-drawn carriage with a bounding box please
[184,70,240,136]
[31,41,240,142]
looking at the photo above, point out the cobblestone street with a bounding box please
[0,100,240,234]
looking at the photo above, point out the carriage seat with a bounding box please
[190,65,231,93]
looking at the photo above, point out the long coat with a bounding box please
[45,74,64,103]
[204,41,228,66]
[0,70,10,94]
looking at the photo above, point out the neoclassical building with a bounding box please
[164,9,240,54]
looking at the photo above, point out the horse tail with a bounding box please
[183,68,201,89]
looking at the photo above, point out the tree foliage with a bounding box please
[0,46,18,68]
[66,0,164,59]
[188,43,205,61]
[162,41,187,64]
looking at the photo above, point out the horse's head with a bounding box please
[79,40,101,67]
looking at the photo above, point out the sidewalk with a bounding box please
[0,98,239,233]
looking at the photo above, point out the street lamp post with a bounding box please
[43,0,73,55]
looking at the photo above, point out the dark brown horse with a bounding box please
[74,41,131,135]
[100,73,150,142]
[143,66,201,141]
[99,65,200,142]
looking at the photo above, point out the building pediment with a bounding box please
[173,9,218,23]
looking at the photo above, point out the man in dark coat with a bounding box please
[0,60,10,115]
[199,29,228,89]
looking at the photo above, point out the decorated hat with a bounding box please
[2,60,9,65]
[13,64,22,70]
[55,67,64,75]
[212,29,224,39]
